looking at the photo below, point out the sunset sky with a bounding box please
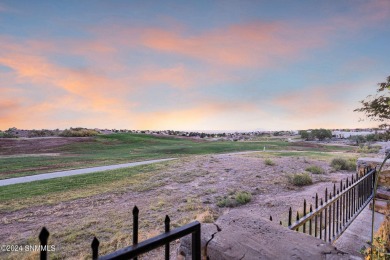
[1,1,389,131]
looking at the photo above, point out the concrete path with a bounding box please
[0,158,176,187]
[334,204,385,258]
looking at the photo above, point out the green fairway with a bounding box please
[0,133,354,179]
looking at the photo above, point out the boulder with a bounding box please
[178,209,352,259]
[357,158,390,186]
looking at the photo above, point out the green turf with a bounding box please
[0,133,354,179]
[0,163,160,203]
[0,162,178,212]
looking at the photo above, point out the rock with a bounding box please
[376,187,390,200]
[377,169,390,186]
[178,209,351,259]
[357,158,390,185]
[178,223,219,260]
[370,200,390,215]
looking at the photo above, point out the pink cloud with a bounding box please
[135,65,194,89]
[136,21,324,67]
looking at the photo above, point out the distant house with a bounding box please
[331,130,382,139]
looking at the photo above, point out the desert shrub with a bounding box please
[217,191,252,207]
[216,197,235,207]
[306,165,325,174]
[60,128,99,137]
[356,145,381,154]
[330,158,356,171]
[288,173,313,186]
[235,191,252,204]
[264,158,275,166]
[0,131,17,138]
[28,129,57,137]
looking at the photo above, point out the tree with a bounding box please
[299,129,332,141]
[299,130,310,140]
[311,129,332,141]
[354,75,390,131]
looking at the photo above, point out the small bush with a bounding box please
[288,173,313,186]
[235,191,252,204]
[217,191,252,207]
[28,129,57,137]
[330,158,356,171]
[306,165,325,174]
[356,145,381,154]
[216,197,235,207]
[60,128,99,137]
[264,158,275,166]
[0,131,17,138]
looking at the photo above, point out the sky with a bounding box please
[0,0,389,131]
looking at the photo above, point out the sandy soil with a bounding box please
[0,151,355,259]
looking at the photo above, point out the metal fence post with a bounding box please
[192,223,201,260]
[39,227,49,260]
[165,215,170,260]
[91,237,100,260]
[133,205,139,260]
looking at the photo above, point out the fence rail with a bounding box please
[38,206,201,260]
[279,167,376,243]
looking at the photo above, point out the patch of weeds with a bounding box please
[203,188,217,195]
[288,173,313,186]
[216,197,235,207]
[179,197,201,212]
[235,191,252,204]
[356,145,381,154]
[217,191,252,207]
[172,171,196,183]
[264,158,275,166]
[196,208,217,223]
[227,188,236,195]
[330,158,356,171]
[210,158,220,163]
[306,165,325,174]
[206,179,217,185]
[361,236,389,259]
[133,180,166,192]
[150,198,166,211]
[172,216,195,228]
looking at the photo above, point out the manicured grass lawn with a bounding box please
[0,133,354,179]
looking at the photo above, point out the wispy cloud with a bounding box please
[111,21,326,68]
[0,0,389,130]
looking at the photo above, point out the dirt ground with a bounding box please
[0,151,355,259]
[0,137,94,155]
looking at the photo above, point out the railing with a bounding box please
[38,206,201,260]
[272,167,376,243]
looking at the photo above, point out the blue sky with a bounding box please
[0,0,389,130]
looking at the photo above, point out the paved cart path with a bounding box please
[0,158,176,187]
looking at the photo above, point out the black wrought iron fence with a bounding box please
[38,206,201,260]
[278,166,376,243]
